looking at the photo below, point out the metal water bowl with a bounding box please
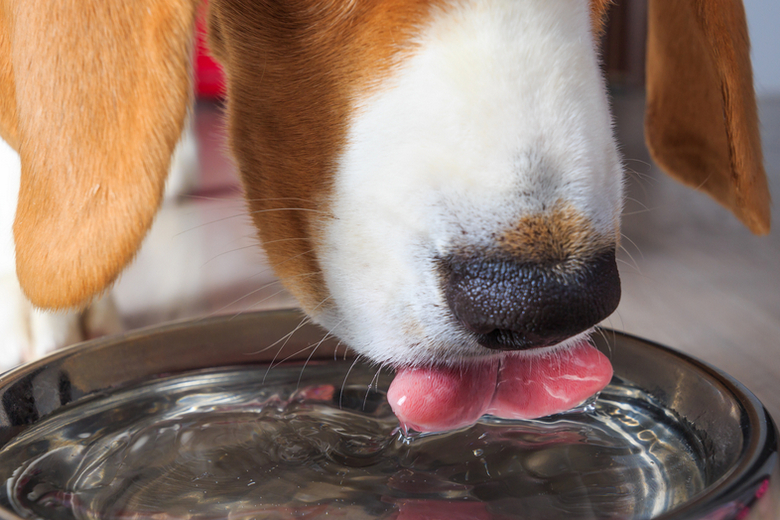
[0,310,776,519]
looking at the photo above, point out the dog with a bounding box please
[0,0,770,427]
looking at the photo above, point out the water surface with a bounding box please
[0,361,705,519]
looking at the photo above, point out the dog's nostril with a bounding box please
[441,249,621,350]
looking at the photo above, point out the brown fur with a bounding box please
[0,1,18,150]
[208,0,448,313]
[0,0,196,309]
[589,0,613,39]
[498,202,614,266]
[645,0,770,234]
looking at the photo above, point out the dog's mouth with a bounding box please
[387,338,612,434]
[472,328,571,350]
[383,247,620,433]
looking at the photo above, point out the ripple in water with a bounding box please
[0,362,705,520]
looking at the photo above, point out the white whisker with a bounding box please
[248,207,331,217]
[296,317,346,389]
[339,357,361,410]
[261,314,315,383]
[363,362,385,411]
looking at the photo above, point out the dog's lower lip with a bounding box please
[475,329,565,351]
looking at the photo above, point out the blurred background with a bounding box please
[111,1,780,420]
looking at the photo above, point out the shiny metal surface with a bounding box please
[0,310,776,519]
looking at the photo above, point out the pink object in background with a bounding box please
[194,2,225,99]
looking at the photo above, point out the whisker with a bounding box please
[693,172,714,192]
[619,233,644,262]
[604,310,626,344]
[232,273,321,319]
[594,327,614,360]
[248,207,332,217]
[622,196,654,214]
[201,244,260,267]
[621,208,655,217]
[229,287,292,318]
[615,257,643,275]
[333,340,344,361]
[616,245,642,275]
[623,158,653,170]
[205,275,297,319]
[339,357,361,410]
[174,205,329,239]
[363,362,386,411]
[231,250,319,293]
[242,196,318,205]
[296,344,324,390]
[623,166,657,199]
[261,237,311,246]
[181,191,244,203]
[250,314,311,357]
[274,342,320,369]
[262,315,313,383]
[259,294,334,382]
[268,249,318,269]
[172,212,254,238]
[235,255,318,290]
[296,318,346,389]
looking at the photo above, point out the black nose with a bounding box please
[441,249,621,350]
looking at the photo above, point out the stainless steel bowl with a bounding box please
[0,309,776,520]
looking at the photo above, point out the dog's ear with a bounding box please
[644,0,770,234]
[0,0,196,309]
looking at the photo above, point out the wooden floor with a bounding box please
[113,91,780,423]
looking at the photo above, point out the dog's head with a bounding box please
[0,0,769,370]
[206,0,625,367]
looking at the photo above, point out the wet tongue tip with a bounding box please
[387,361,497,434]
[387,341,612,434]
[488,341,613,420]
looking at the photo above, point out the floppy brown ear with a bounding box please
[0,3,18,150]
[0,0,196,309]
[644,0,770,234]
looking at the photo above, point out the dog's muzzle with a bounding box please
[441,249,621,350]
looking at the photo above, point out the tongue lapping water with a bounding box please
[388,341,613,433]
[0,361,705,520]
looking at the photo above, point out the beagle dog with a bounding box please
[0,0,770,429]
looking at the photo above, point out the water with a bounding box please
[0,361,707,520]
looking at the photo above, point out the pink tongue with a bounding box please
[387,341,612,433]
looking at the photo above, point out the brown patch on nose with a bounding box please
[496,203,615,265]
[443,201,621,351]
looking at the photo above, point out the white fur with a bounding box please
[317,0,623,367]
[165,119,200,201]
